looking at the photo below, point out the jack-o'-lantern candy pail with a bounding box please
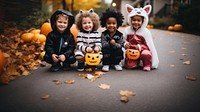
[126,49,140,60]
[85,53,101,66]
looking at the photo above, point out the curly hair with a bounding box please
[100,8,124,28]
[75,9,100,31]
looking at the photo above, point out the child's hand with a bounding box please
[132,45,139,50]
[110,39,116,46]
[57,54,66,62]
[124,43,130,49]
[94,47,100,53]
[86,47,93,53]
[52,54,59,63]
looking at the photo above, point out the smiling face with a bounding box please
[56,14,68,33]
[106,17,117,35]
[131,15,143,30]
[82,17,93,32]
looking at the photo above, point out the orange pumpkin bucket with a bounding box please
[85,53,101,66]
[126,49,140,60]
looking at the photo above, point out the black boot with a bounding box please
[63,63,71,71]
[77,62,84,72]
[50,63,61,72]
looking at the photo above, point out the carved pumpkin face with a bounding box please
[126,49,140,60]
[85,53,101,66]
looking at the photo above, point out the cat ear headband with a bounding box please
[79,9,94,13]
[125,4,152,15]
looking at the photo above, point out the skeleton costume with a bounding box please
[74,9,102,71]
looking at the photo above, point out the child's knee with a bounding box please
[75,55,84,62]
[141,50,152,59]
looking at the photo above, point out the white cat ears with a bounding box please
[79,9,94,13]
[125,4,152,15]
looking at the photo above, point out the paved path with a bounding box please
[1,28,200,112]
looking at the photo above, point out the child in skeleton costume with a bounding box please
[74,9,102,71]
[100,8,124,72]
[123,4,159,71]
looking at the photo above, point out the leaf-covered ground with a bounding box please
[0,28,44,84]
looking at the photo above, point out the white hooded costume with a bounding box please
[123,4,159,69]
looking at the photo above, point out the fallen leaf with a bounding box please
[181,54,187,56]
[79,74,87,79]
[185,75,197,81]
[41,95,50,100]
[183,61,191,65]
[64,80,75,84]
[40,61,48,67]
[86,74,94,79]
[94,71,105,76]
[98,83,111,89]
[181,47,187,50]
[22,70,30,76]
[120,90,136,97]
[52,80,62,85]
[85,68,92,72]
[170,65,175,67]
[120,96,129,103]
[169,50,175,53]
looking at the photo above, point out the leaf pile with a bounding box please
[0,28,44,84]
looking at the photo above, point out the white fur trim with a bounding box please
[137,44,141,51]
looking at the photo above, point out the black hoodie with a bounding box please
[44,9,75,58]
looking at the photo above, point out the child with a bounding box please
[123,4,159,71]
[44,9,76,72]
[74,9,102,71]
[100,8,124,72]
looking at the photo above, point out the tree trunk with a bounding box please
[62,0,66,10]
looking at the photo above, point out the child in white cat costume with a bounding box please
[123,4,159,71]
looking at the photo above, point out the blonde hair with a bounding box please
[56,14,69,21]
[75,9,100,31]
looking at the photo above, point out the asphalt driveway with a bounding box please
[0,28,200,112]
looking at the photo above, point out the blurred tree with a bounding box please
[1,0,41,22]
[66,0,101,13]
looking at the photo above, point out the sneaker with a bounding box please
[77,62,84,72]
[62,63,71,71]
[50,63,61,72]
[102,65,109,72]
[114,65,123,71]
[143,66,151,71]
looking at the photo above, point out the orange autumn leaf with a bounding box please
[52,80,62,85]
[120,96,129,103]
[79,74,88,79]
[41,95,50,100]
[183,61,191,65]
[85,68,93,72]
[64,80,75,84]
[6,64,21,76]
[98,83,111,89]
[181,54,187,56]
[185,75,197,81]
[181,47,187,50]
[0,27,44,84]
[22,70,30,76]
[120,90,136,97]
[170,64,175,67]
